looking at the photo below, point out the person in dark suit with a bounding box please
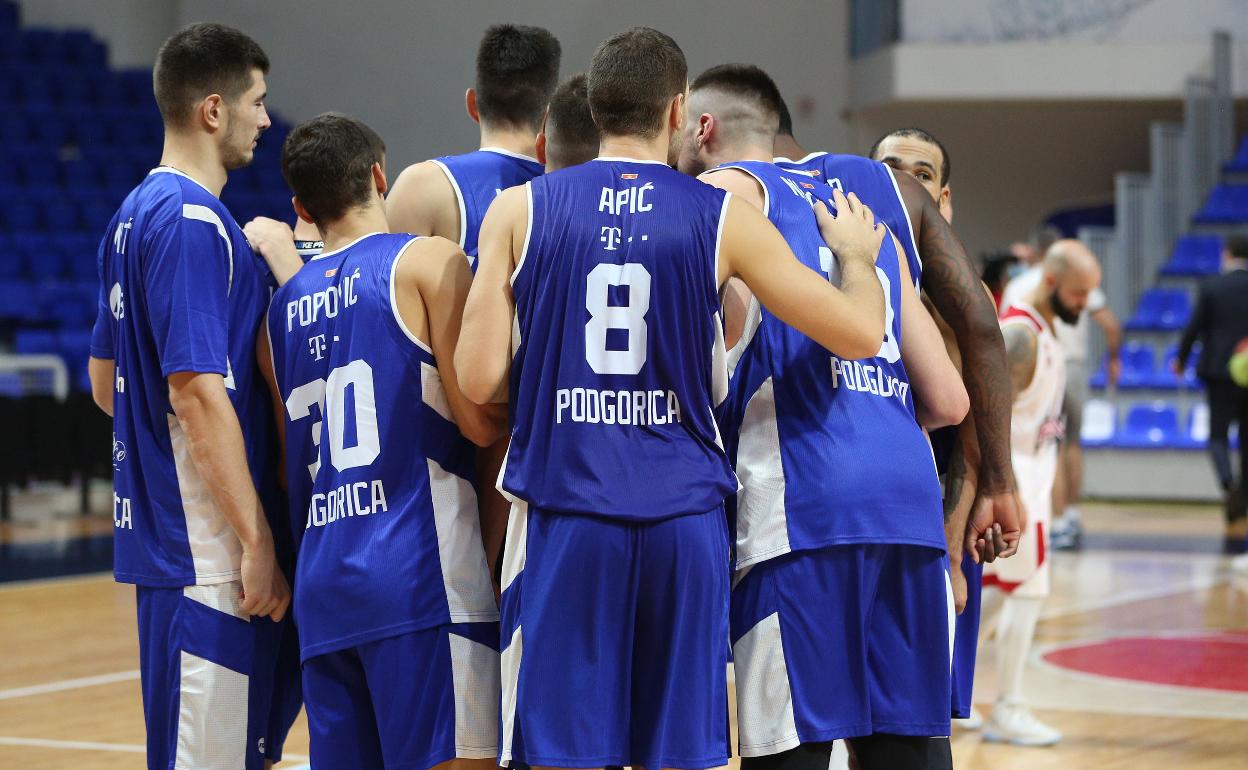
[1177,235,1248,542]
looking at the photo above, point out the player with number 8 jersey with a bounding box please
[459,29,891,770]
[259,114,506,770]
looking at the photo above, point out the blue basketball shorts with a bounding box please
[729,544,952,756]
[951,554,983,719]
[135,580,292,770]
[498,501,731,770]
[302,622,499,770]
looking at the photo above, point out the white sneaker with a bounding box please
[952,706,983,730]
[982,702,1062,746]
[1232,552,1248,573]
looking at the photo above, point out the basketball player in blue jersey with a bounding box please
[258,113,506,770]
[387,23,559,591]
[773,98,1025,570]
[85,24,296,770]
[538,73,600,173]
[457,27,889,770]
[678,64,969,770]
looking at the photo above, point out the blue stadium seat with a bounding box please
[0,281,44,322]
[0,111,28,143]
[1125,288,1192,331]
[42,198,82,233]
[39,281,96,328]
[1156,343,1202,390]
[57,328,93,376]
[1118,343,1157,389]
[1193,184,1248,224]
[61,157,102,189]
[0,234,19,279]
[1225,135,1248,174]
[16,234,63,280]
[1159,235,1222,277]
[14,329,58,355]
[1113,401,1182,449]
[3,199,41,231]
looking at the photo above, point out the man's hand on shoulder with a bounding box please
[244,217,302,287]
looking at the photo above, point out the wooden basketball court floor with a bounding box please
[1,491,1246,769]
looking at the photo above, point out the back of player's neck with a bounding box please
[319,211,388,253]
[773,134,807,160]
[599,134,669,164]
[159,136,226,197]
[477,125,537,158]
[717,143,773,166]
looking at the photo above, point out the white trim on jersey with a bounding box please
[713,191,732,299]
[447,632,502,757]
[307,231,386,261]
[733,611,801,757]
[420,361,454,423]
[499,623,523,767]
[772,151,828,165]
[174,650,249,769]
[726,295,763,376]
[479,146,540,163]
[388,237,434,355]
[509,182,535,286]
[592,156,670,165]
[149,166,216,197]
[167,413,242,584]
[427,457,499,623]
[708,164,771,217]
[181,203,234,294]
[430,159,469,252]
[734,377,792,568]
[883,165,923,289]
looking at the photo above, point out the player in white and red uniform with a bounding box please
[983,239,1102,746]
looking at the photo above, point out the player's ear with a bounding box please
[200,94,225,132]
[669,91,686,133]
[465,88,480,124]
[697,113,714,149]
[292,197,315,225]
[535,130,547,168]
[372,162,388,198]
[939,186,953,224]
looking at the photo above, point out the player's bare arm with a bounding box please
[398,236,507,446]
[1003,321,1039,399]
[457,185,524,404]
[386,160,461,240]
[245,216,304,287]
[897,241,969,429]
[720,188,886,360]
[88,356,115,417]
[255,326,289,492]
[167,371,290,621]
[895,170,1022,557]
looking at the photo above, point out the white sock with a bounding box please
[1062,505,1081,524]
[996,594,1044,706]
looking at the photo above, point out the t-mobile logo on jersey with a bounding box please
[600,226,623,250]
[308,333,328,360]
[109,283,125,320]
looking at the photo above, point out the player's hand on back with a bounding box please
[244,217,303,287]
[813,188,886,268]
[239,529,291,621]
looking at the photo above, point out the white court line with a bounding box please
[0,736,310,762]
[1039,567,1228,620]
[0,669,139,701]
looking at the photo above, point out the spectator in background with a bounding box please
[1002,238,1121,548]
[982,251,1020,310]
[1177,236,1248,546]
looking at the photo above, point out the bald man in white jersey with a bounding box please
[983,241,1102,746]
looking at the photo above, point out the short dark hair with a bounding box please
[154,23,269,128]
[690,64,783,138]
[868,127,951,186]
[587,27,687,139]
[545,74,599,170]
[281,113,386,225]
[777,93,794,137]
[475,24,561,132]
[1227,235,1248,260]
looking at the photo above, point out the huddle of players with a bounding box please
[88,18,1040,770]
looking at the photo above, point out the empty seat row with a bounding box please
[0,281,97,327]
[1082,399,1239,450]
[1124,288,1192,331]
[1089,342,1201,390]
[1159,234,1223,277]
[0,27,108,70]
[1193,184,1248,224]
[0,106,163,149]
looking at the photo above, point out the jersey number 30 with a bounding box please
[285,359,380,480]
[585,263,652,375]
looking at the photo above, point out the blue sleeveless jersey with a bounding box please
[266,233,497,660]
[431,147,544,268]
[715,161,944,567]
[776,152,921,289]
[89,168,281,587]
[501,158,737,521]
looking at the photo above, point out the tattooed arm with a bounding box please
[894,169,1021,558]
